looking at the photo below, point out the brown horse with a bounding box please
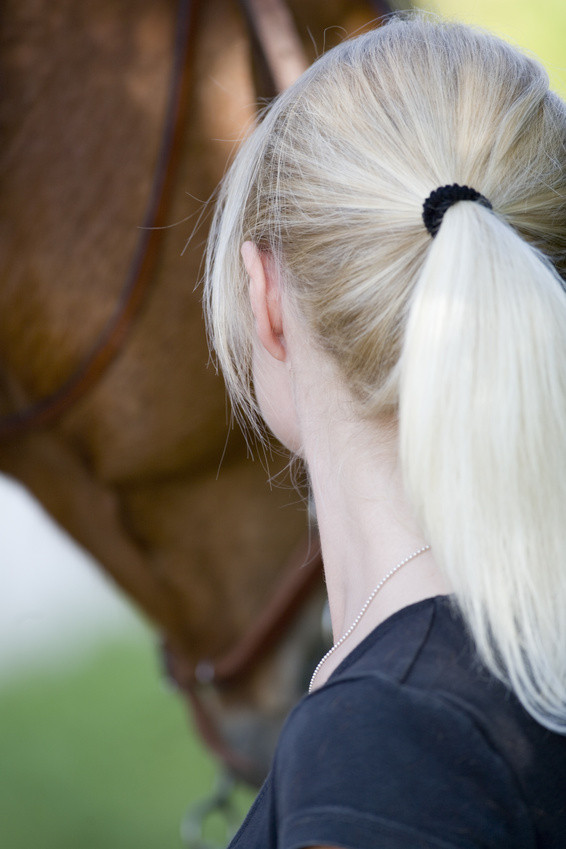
[0,0,395,785]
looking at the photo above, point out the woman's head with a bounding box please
[206,14,566,733]
[206,14,566,427]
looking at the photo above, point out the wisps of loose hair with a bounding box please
[205,14,566,732]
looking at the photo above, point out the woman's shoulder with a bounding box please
[275,666,538,848]
[274,596,566,848]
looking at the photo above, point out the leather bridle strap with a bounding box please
[237,0,309,96]
[205,532,323,684]
[163,532,323,690]
[239,0,395,100]
[0,0,200,440]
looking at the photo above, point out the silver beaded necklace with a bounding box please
[308,545,431,693]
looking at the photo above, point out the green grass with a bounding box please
[0,635,255,849]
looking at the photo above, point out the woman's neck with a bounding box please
[300,395,449,688]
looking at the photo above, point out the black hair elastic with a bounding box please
[422,183,493,237]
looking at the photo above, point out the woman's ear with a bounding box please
[242,241,287,362]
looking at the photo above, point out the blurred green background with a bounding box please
[0,621,254,849]
[1,3,564,848]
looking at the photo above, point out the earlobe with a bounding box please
[242,241,287,362]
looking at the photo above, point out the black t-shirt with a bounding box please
[229,596,566,849]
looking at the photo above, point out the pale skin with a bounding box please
[243,241,451,849]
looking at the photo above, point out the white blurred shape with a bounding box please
[0,473,142,682]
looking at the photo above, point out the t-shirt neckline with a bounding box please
[325,594,451,686]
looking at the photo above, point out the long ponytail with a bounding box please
[400,200,566,731]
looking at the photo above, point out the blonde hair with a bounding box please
[205,15,566,732]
